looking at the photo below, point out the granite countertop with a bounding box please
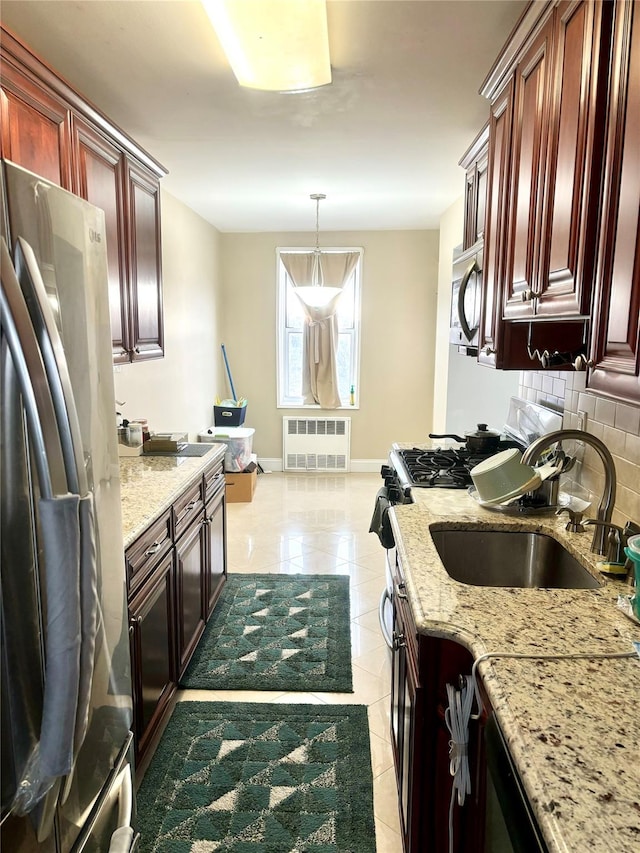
[390,486,640,853]
[119,444,225,548]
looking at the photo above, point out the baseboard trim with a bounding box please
[257,458,385,474]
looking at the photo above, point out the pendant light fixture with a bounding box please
[295,193,342,309]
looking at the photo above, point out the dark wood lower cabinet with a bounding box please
[175,511,207,679]
[128,549,177,766]
[205,479,227,618]
[126,458,227,770]
[390,550,485,853]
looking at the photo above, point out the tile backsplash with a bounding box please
[519,370,640,528]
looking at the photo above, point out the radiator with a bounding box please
[283,417,351,472]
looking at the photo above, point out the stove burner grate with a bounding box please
[397,445,517,489]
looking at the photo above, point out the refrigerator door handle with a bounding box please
[14,236,99,769]
[1,237,85,818]
[0,237,67,498]
[14,237,87,497]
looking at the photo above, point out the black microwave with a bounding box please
[450,244,483,353]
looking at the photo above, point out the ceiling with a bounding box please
[0,0,528,232]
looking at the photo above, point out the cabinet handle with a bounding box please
[482,345,495,356]
[520,288,541,302]
[144,541,162,556]
[396,583,408,600]
[573,355,594,371]
[392,631,406,651]
[185,499,197,513]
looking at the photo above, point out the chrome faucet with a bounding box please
[521,429,617,556]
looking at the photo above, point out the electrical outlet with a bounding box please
[577,410,588,431]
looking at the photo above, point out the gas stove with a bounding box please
[383,441,522,504]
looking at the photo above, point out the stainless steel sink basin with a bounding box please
[429,527,601,589]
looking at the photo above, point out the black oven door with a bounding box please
[484,715,549,853]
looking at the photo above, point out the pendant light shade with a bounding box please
[294,194,342,309]
[202,0,332,93]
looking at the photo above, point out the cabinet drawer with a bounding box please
[173,480,204,542]
[203,460,225,504]
[125,508,172,594]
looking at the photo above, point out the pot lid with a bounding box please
[465,423,501,440]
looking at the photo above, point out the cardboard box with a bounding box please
[225,468,257,502]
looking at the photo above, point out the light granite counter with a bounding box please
[119,445,225,548]
[390,487,640,853]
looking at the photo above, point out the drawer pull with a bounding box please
[396,583,407,600]
[393,631,406,651]
[144,541,162,557]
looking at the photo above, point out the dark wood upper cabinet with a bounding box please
[0,25,166,364]
[0,57,73,190]
[459,124,489,252]
[72,118,130,362]
[502,0,607,321]
[476,0,617,374]
[125,159,164,361]
[539,0,606,318]
[478,81,514,367]
[587,0,640,405]
[502,13,554,318]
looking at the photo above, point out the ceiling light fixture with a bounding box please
[202,0,332,93]
[295,193,343,309]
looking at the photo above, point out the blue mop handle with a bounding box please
[221,344,237,401]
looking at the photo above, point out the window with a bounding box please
[277,247,362,408]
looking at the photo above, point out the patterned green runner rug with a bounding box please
[180,574,353,693]
[136,701,377,852]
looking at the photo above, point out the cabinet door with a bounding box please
[0,60,72,188]
[460,125,489,252]
[128,550,177,766]
[175,512,207,678]
[72,118,131,362]
[536,0,607,318]
[588,0,640,404]
[479,80,530,369]
[124,159,164,361]
[503,15,554,319]
[205,484,227,619]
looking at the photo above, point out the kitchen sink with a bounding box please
[429,527,601,589]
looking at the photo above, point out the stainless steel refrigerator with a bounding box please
[1,160,137,852]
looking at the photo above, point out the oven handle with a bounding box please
[457,258,480,342]
[388,449,413,498]
[378,587,393,649]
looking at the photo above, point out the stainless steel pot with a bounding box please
[429,423,503,453]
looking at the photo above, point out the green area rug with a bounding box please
[180,574,352,693]
[136,701,376,852]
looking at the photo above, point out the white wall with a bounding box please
[445,348,520,434]
[219,230,439,463]
[433,197,463,432]
[113,190,224,438]
[434,196,519,436]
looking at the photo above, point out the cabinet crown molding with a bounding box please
[480,1,554,100]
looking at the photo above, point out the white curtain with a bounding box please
[281,251,359,408]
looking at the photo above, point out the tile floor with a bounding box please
[177,470,403,853]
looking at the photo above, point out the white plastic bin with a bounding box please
[198,426,255,472]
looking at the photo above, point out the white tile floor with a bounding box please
[177,471,403,853]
